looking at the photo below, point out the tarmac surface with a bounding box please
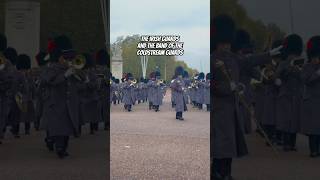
[111,92,210,180]
[233,133,320,180]
[0,125,108,180]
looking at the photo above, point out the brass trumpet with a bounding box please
[0,53,6,71]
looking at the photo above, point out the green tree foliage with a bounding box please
[112,35,198,80]
[213,0,286,51]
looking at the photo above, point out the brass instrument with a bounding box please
[15,92,27,113]
[71,55,87,81]
[290,57,305,71]
[0,53,6,71]
[129,79,137,87]
[156,79,164,86]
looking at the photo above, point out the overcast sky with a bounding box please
[110,0,210,73]
[238,0,320,42]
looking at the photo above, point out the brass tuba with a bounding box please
[15,92,27,113]
[71,55,87,81]
[0,53,6,71]
[72,54,86,70]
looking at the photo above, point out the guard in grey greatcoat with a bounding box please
[258,40,284,145]
[40,35,83,158]
[204,73,211,111]
[274,34,304,152]
[33,51,49,131]
[183,71,191,104]
[170,66,187,120]
[232,29,257,134]
[137,77,145,104]
[0,35,15,143]
[95,49,110,131]
[196,72,205,110]
[147,72,156,110]
[122,73,135,111]
[170,76,176,108]
[211,15,282,179]
[15,54,36,135]
[79,53,99,135]
[151,71,164,112]
[300,36,320,157]
[3,46,21,138]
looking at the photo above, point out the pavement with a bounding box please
[233,133,320,180]
[111,92,210,180]
[0,125,108,180]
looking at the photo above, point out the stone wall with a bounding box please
[0,0,107,54]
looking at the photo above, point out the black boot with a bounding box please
[90,123,95,135]
[25,122,30,135]
[309,135,319,157]
[45,137,54,151]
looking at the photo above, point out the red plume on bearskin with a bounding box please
[47,38,56,53]
[307,39,313,50]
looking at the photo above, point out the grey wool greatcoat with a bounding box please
[204,80,210,105]
[275,58,303,133]
[300,63,320,135]
[260,79,278,126]
[122,81,135,105]
[151,81,163,106]
[16,71,36,123]
[40,63,82,137]
[212,50,271,159]
[170,77,186,112]
[95,66,109,123]
[0,62,16,138]
[170,79,176,104]
[79,69,100,124]
[147,80,155,103]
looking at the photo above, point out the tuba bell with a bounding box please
[0,53,6,71]
[71,55,87,81]
[15,92,27,113]
[72,55,86,70]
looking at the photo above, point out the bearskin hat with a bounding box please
[82,53,94,68]
[306,36,320,60]
[35,51,48,66]
[232,29,252,53]
[49,35,75,61]
[282,34,303,57]
[198,72,205,80]
[174,66,184,76]
[206,73,211,80]
[16,54,31,70]
[0,33,7,52]
[126,73,134,80]
[212,15,236,50]
[96,49,110,66]
[183,70,189,78]
[149,72,156,79]
[4,47,18,65]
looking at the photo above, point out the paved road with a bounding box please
[0,125,108,180]
[233,133,320,180]
[111,92,210,180]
